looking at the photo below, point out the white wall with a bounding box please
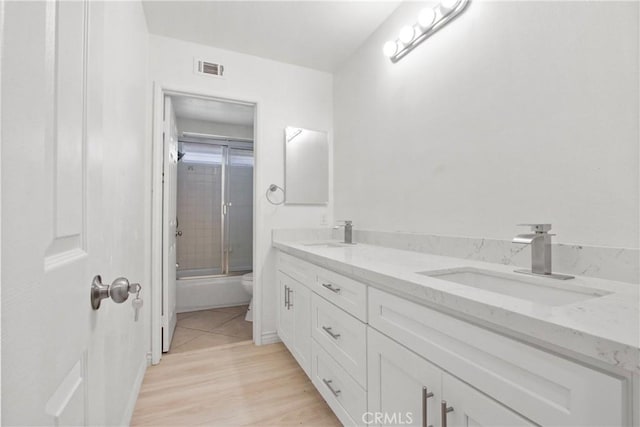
[177,117,254,140]
[334,1,639,249]
[149,35,333,339]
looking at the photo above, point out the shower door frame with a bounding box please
[176,135,254,279]
[151,84,262,365]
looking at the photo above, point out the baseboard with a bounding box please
[260,331,281,345]
[121,354,148,426]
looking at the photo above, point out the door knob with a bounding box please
[176,230,182,237]
[91,275,140,310]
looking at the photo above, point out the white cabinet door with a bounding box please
[162,95,178,351]
[368,328,442,427]
[278,270,312,374]
[441,373,536,427]
[292,280,312,375]
[277,271,295,348]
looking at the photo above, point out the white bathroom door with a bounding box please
[162,96,178,351]
[2,1,109,424]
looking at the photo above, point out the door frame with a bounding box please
[150,83,261,364]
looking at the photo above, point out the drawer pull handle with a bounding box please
[322,326,341,339]
[321,283,341,294]
[441,401,453,427]
[422,387,434,427]
[322,378,341,397]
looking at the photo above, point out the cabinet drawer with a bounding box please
[311,340,367,427]
[278,252,316,287]
[312,293,367,388]
[315,267,367,321]
[369,288,626,426]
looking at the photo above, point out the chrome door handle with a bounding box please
[287,287,293,309]
[322,379,341,397]
[91,275,140,310]
[422,387,434,427]
[321,283,341,293]
[322,326,341,340]
[441,401,454,427]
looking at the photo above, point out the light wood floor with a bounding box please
[131,341,341,426]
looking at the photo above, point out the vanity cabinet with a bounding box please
[277,270,311,375]
[276,249,631,427]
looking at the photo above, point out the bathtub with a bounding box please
[176,275,251,313]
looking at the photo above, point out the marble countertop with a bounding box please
[273,239,640,374]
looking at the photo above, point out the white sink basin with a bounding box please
[418,267,611,306]
[302,242,354,248]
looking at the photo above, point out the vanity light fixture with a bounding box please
[383,0,470,62]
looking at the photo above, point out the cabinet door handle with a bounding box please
[322,378,341,397]
[321,283,341,294]
[322,326,341,340]
[422,387,434,427]
[287,287,293,309]
[284,285,289,308]
[441,401,454,427]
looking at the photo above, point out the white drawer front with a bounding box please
[312,293,367,388]
[315,267,367,321]
[311,340,367,427]
[369,288,626,427]
[278,252,317,287]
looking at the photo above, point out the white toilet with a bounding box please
[241,272,253,322]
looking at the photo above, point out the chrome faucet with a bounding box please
[334,220,353,244]
[512,224,574,280]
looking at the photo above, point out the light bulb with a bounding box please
[440,0,459,12]
[382,40,398,58]
[418,7,436,29]
[398,25,416,44]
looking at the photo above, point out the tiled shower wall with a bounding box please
[176,162,223,275]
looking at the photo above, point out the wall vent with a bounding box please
[194,58,224,78]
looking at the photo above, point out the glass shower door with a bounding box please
[225,148,254,273]
[176,143,225,278]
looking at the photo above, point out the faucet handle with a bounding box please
[517,223,552,233]
[335,220,352,226]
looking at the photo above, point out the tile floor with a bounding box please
[170,305,252,353]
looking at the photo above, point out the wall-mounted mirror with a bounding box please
[285,126,329,205]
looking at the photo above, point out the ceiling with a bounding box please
[142,1,401,72]
[171,96,255,126]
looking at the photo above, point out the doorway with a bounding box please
[151,87,259,363]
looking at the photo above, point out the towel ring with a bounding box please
[266,184,285,205]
